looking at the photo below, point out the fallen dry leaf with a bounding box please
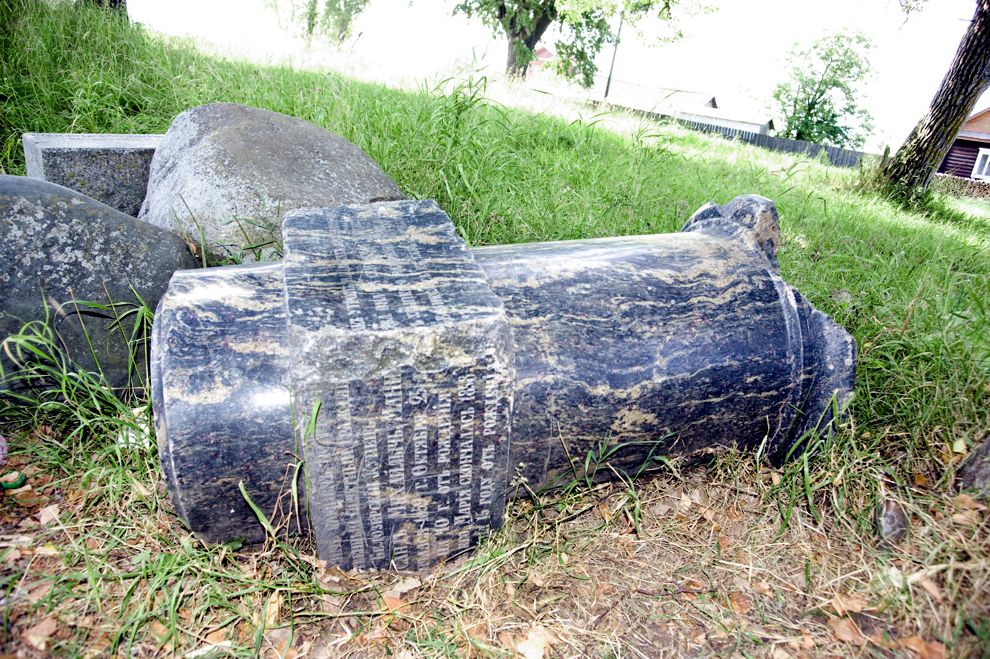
[916,577,943,603]
[527,569,546,588]
[868,629,899,650]
[148,620,169,640]
[205,628,226,644]
[682,578,705,590]
[186,640,233,659]
[830,592,868,616]
[789,633,815,650]
[515,624,553,659]
[681,578,706,600]
[132,480,152,499]
[727,591,751,615]
[11,484,44,505]
[828,617,866,646]
[382,575,421,599]
[900,635,946,659]
[37,504,59,526]
[381,595,408,612]
[953,493,986,511]
[753,581,774,597]
[22,616,57,651]
[463,621,489,643]
[27,581,52,603]
[950,510,981,526]
[264,627,293,658]
[265,591,282,625]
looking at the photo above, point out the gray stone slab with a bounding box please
[139,103,405,261]
[959,434,990,499]
[1,175,198,391]
[22,133,162,217]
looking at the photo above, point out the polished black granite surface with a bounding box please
[152,196,855,570]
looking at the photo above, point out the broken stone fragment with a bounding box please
[138,103,406,261]
[876,498,909,547]
[0,175,198,391]
[959,434,990,499]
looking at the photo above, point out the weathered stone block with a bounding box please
[1,175,198,391]
[22,133,161,217]
[138,103,405,261]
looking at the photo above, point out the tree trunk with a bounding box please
[503,6,556,80]
[87,0,127,10]
[505,39,529,79]
[880,0,990,197]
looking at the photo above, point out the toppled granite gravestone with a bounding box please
[23,133,162,217]
[0,175,198,391]
[139,103,405,261]
[152,195,856,571]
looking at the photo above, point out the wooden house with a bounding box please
[938,107,990,180]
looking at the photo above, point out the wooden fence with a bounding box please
[671,117,871,168]
[600,100,874,168]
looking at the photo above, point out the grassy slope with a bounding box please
[1,2,988,656]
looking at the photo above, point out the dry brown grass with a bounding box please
[3,425,987,658]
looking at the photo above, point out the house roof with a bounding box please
[651,88,718,110]
[965,106,990,124]
[669,107,774,133]
[959,106,990,142]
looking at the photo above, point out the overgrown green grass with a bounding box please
[2,1,989,655]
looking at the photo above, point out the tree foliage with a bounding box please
[878,0,990,202]
[455,0,674,87]
[771,33,873,148]
[302,0,369,45]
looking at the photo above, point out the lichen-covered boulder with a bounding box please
[0,175,198,391]
[138,103,405,261]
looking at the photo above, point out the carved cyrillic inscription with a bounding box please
[307,351,508,570]
[284,201,513,570]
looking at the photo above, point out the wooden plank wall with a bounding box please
[938,139,983,178]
